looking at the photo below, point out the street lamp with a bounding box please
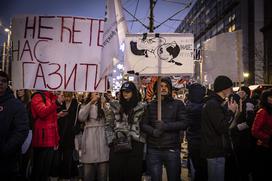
[243,72,249,85]
[1,21,12,74]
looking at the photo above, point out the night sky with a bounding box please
[0,0,195,44]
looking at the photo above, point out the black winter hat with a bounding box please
[240,86,250,96]
[213,75,233,93]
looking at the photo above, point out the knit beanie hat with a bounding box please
[213,75,233,93]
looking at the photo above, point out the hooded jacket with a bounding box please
[0,88,29,175]
[141,77,188,149]
[186,83,206,151]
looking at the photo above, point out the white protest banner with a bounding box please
[100,0,128,78]
[202,30,243,84]
[11,15,107,92]
[124,33,194,75]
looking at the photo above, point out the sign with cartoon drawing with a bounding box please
[124,33,194,75]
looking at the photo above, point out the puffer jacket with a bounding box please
[141,98,188,149]
[186,101,204,151]
[252,108,272,148]
[0,88,29,175]
[104,101,146,145]
[31,91,59,147]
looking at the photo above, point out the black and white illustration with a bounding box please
[125,33,194,75]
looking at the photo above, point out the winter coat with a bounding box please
[31,91,59,147]
[57,98,79,149]
[186,101,204,152]
[104,101,146,145]
[141,98,188,149]
[78,102,109,163]
[252,108,272,148]
[230,98,255,151]
[0,88,29,175]
[201,94,234,158]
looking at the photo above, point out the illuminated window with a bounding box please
[228,24,236,32]
[232,14,236,20]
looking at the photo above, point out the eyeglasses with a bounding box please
[0,79,8,83]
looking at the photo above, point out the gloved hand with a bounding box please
[152,120,166,130]
[152,121,166,137]
[152,128,164,138]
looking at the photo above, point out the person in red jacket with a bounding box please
[251,88,272,181]
[30,91,59,181]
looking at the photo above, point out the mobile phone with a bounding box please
[62,109,68,112]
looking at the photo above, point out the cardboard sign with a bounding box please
[11,15,107,92]
[124,33,194,76]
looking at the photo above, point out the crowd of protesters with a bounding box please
[1,70,272,181]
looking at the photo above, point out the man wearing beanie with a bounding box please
[201,75,238,181]
[141,77,188,181]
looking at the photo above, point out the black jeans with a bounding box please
[109,141,144,181]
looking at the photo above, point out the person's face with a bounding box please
[58,93,65,103]
[268,95,272,105]
[0,76,8,96]
[91,92,100,101]
[161,82,169,96]
[122,90,133,100]
[106,92,112,100]
[238,90,246,100]
[17,89,25,98]
[64,94,72,103]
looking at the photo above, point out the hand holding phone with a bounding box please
[228,98,238,113]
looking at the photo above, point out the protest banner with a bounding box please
[11,15,107,92]
[99,0,128,78]
[124,33,194,76]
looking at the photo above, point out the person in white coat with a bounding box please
[78,92,109,181]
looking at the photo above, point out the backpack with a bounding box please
[28,91,46,128]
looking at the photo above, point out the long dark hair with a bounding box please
[119,82,140,115]
[260,88,272,115]
[16,89,31,105]
[85,92,105,119]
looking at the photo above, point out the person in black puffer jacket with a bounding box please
[0,71,29,180]
[186,83,208,181]
[141,77,188,181]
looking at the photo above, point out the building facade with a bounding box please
[176,0,268,84]
[261,0,272,84]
